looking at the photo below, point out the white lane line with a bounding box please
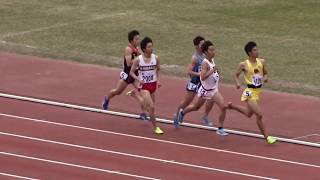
[1,12,129,39]
[0,172,39,180]
[0,132,278,180]
[0,112,319,169]
[293,134,312,140]
[1,92,318,148]
[293,134,320,140]
[0,151,159,180]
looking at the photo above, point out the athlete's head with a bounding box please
[244,41,258,58]
[193,36,205,51]
[201,40,215,59]
[140,36,153,54]
[128,30,140,47]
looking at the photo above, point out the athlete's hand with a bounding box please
[157,81,162,88]
[264,77,269,83]
[236,83,241,89]
[138,80,144,88]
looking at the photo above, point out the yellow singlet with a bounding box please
[241,58,264,102]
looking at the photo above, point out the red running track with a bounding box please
[0,52,319,140]
[0,52,319,179]
[0,97,319,179]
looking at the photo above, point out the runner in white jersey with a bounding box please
[197,58,219,99]
[137,53,158,93]
[173,36,215,128]
[177,40,229,136]
[130,36,164,135]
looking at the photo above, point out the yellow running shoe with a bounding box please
[126,90,135,96]
[267,136,277,144]
[154,127,164,135]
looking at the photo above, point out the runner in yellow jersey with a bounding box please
[228,41,277,144]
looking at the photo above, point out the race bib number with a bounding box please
[120,72,128,80]
[198,88,206,97]
[142,72,154,83]
[244,90,252,97]
[213,71,220,83]
[252,74,262,86]
[187,82,198,91]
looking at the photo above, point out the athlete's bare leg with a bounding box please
[247,100,268,138]
[140,90,163,134]
[212,92,227,128]
[227,101,253,117]
[181,96,206,118]
[107,80,128,100]
[228,100,268,138]
[175,91,196,118]
[204,100,214,116]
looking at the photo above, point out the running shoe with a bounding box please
[139,113,148,121]
[154,127,164,135]
[216,128,229,136]
[126,90,135,96]
[202,115,213,127]
[173,114,179,128]
[177,109,184,123]
[267,136,277,144]
[102,96,109,110]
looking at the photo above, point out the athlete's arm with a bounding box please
[261,59,269,83]
[200,61,216,81]
[130,58,143,84]
[156,55,161,88]
[216,66,222,82]
[234,62,245,89]
[187,56,200,77]
[124,47,133,66]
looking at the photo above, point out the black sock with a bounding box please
[218,127,222,130]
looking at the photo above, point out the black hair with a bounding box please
[244,41,257,56]
[128,30,140,42]
[201,40,213,53]
[193,36,205,46]
[140,36,153,52]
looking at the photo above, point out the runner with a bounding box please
[102,30,147,120]
[173,36,214,128]
[227,41,277,144]
[130,36,164,135]
[177,40,229,136]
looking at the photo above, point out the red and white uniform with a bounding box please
[138,54,158,94]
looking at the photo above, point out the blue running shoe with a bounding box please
[173,114,179,128]
[202,115,213,127]
[102,96,109,110]
[216,128,229,136]
[139,113,148,121]
[177,109,185,123]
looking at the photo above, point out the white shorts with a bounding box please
[186,81,200,92]
[197,85,218,100]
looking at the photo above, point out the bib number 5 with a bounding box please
[245,90,252,97]
[120,72,128,80]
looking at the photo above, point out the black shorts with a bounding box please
[120,71,136,84]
